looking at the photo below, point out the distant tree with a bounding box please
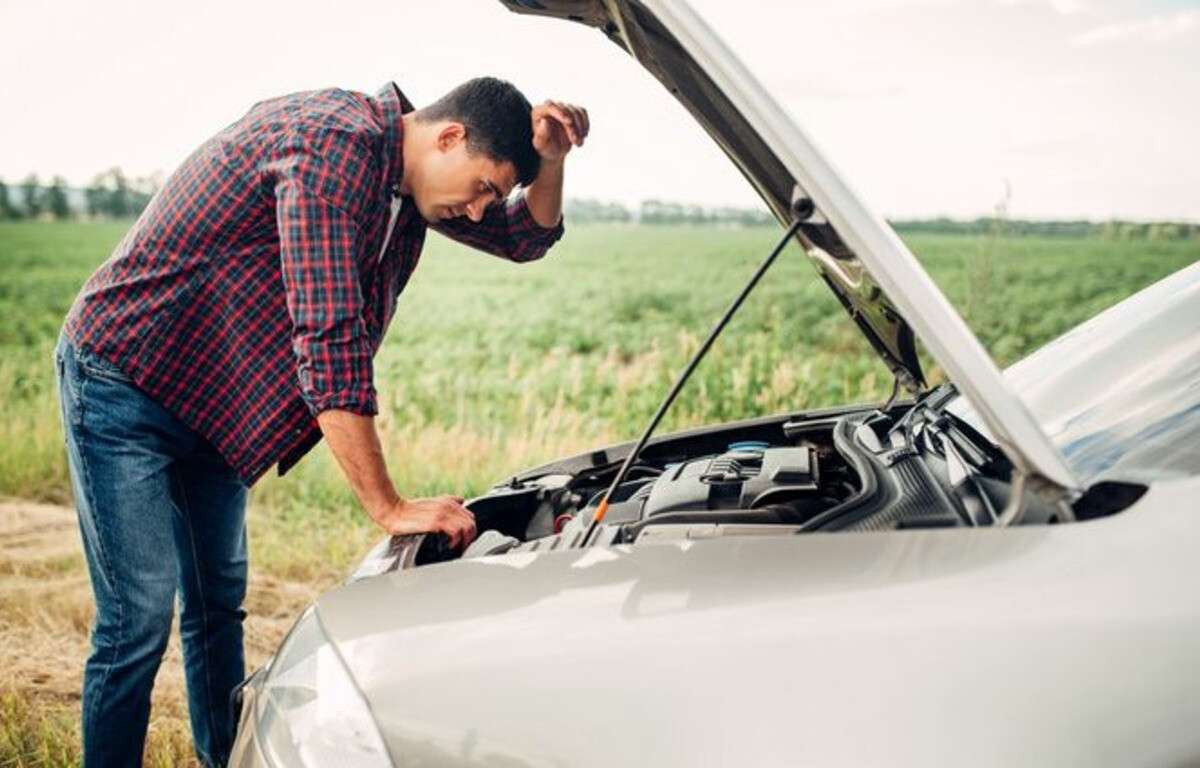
[1148,222,1182,241]
[81,167,134,218]
[107,168,130,218]
[0,178,18,220]
[84,168,157,219]
[1117,222,1145,241]
[132,172,163,197]
[604,201,632,222]
[636,199,771,227]
[129,173,161,216]
[85,180,107,218]
[46,176,71,220]
[565,198,633,223]
[20,174,43,218]
[641,199,688,224]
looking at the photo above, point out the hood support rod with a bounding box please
[579,206,810,547]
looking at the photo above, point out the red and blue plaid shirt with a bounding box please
[64,83,563,485]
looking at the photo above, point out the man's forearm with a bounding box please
[316,408,478,545]
[525,157,564,228]
[316,409,399,518]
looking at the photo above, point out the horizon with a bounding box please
[3,179,1198,227]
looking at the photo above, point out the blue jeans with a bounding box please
[55,337,249,768]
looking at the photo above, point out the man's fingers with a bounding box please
[432,520,458,550]
[576,106,590,140]
[532,101,589,150]
[384,495,477,548]
[565,107,584,145]
[556,102,588,144]
[443,501,475,549]
[543,103,580,145]
[444,519,475,550]
[565,104,587,142]
[452,500,475,522]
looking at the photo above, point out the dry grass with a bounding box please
[0,500,325,767]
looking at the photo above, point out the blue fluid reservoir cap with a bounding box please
[727,440,769,453]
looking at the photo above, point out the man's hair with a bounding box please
[417,77,540,186]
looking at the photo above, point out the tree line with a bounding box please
[567,198,1198,241]
[566,198,774,227]
[2,178,1195,242]
[891,216,1199,242]
[0,170,158,221]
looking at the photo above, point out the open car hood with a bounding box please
[499,0,1079,495]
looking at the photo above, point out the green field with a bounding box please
[3,220,1198,537]
[0,219,1197,764]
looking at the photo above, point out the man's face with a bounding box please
[409,123,518,224]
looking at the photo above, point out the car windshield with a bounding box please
[948,260,1200,486]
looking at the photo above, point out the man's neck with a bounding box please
[397,112,422,196]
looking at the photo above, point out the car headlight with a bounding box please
[255,606,392,767]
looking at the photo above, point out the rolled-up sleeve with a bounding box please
[433,190,564,263]
[274,167,377,417]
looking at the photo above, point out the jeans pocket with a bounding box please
[76,352,134,384]
[56,346,85,430]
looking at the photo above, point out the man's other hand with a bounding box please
[531,100,589,162]
[372,495,478,549]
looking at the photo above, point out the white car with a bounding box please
[229,1,1200,765]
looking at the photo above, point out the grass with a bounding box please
[0,692,195,768]
[3,220,1198,553]
[0,219,1196,765]
[3,221,1195,509]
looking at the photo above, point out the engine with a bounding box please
[444,419,874,561]
[350,403,1132,578]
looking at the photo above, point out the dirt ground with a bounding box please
[0,499,319,759]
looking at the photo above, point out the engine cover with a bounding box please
[641,446,818,518]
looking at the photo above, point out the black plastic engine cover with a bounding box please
[641,446,819,518]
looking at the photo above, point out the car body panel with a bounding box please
[501,0,1079,493]
[314,476,1200,767]
[955,259,1200,486]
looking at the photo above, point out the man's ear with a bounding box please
[436,122,467,153]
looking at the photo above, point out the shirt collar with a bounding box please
[373,82,415,195]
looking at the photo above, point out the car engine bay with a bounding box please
[344,388,1141,578]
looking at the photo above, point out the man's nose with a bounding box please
[466,200,486,223]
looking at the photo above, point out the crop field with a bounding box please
[1,219,1197,764]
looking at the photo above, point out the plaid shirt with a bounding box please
[64,83,563,485]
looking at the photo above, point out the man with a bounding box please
[54,77,588,767]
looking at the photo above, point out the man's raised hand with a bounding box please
[532,100,590,162]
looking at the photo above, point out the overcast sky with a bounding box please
[1,0,1196,220]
